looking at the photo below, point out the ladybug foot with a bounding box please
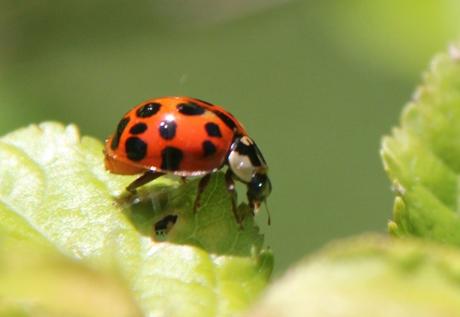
[192,197,201,213]
[126,187,137,195]
[231,202,245,230]
[237,220,244,230]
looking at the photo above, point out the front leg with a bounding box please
[126,170,165,193]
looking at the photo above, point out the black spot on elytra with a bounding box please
[177,102,205,115]
[234,139,264,167]
[159,120,177,140]
[205,122,222,138]
[193,98,214,107]
[125,137,147,161]
[215,111,237,131]
[161,146,183,171]
[111,117,130,150]
[136,103,161,118]
[130,123,148,135]
[202,140,217,157]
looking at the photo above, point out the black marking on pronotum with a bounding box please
[214,111,237,131]
[159,120,177,140]
[202,140,217,157]
[111,117,130,150]
[234,139,263,167]
[253,141,267,165]
[129,122,148,135]
[136,103,161,118]
[161,146,183,171]
[177,102,206,115]
[205,122,222,138]
[125,137,147,161]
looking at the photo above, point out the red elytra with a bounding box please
[104,96,247,176]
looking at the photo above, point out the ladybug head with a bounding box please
[246,172,272,212]
[227,136,272,210]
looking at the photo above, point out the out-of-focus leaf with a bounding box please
[382,43,460,244]
[246,235,460,317]
[323,1,460,76]
[0,235,142,317]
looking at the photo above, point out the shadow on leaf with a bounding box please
[120,172,265,257]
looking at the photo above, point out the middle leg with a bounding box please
[193,174,212,213]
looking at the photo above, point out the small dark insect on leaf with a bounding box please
[154,215,178,239]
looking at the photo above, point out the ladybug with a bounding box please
[104,96,271,224]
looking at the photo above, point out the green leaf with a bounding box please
[0,122,272,317]
[246,235,460,317]
[0,234,142,317]
[381,43,460,243]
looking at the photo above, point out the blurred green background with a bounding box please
[1,0,459,275]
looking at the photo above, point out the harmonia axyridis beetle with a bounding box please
[104,96,271,224]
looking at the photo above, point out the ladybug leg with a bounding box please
[225,169,242,226]
[193,174,211,213]
[126,171,165,194]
